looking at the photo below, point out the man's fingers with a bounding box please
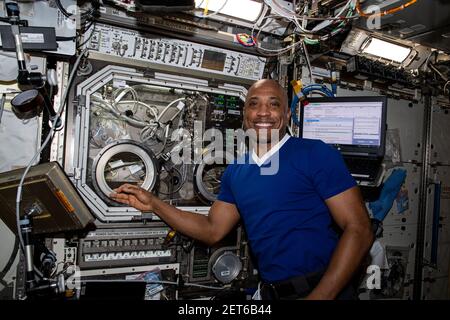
[110,192,141,207]
[113,183,139,192]
[113,184,142,195]
[110,194,131,206]
[113,184,126,193]
[110,193,146,211]
[110,192,131,201]
[110,184,150,212]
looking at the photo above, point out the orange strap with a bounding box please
[356,0,418,18]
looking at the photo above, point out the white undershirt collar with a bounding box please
[251,134,290,167]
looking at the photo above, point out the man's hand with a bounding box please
[110,183,154,211]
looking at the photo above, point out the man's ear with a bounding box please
[242,106,248,128]
[286,107,291,122]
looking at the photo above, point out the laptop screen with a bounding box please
[300,96,387,156]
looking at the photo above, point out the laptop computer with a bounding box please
[300,96,387,182]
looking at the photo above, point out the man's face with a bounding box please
[243,80,291,144]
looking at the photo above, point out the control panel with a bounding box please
[78,228,178,269]
[85,23,265,82]
[204,93,243,148]
[205,94,242,133]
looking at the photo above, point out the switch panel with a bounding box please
[85,23,265,82]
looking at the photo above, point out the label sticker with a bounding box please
[395,185,409,214]
[21,33,44,43]
[108,160,125,169]
[221,270,231,276]
[129,164,143,175]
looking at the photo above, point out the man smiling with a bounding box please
[111,79,374,300]
[244,79,290,146]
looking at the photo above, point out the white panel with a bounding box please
[381,163,421,226]
[438,223,450,243]
[0,103,41,173]
[423,274,449,300]
[386,99,424,163]
[0,219,18,290]
[380,225,417,248]
[431,105,450,165]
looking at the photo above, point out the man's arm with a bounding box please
[110,184,240,246]
[306,186,374,300]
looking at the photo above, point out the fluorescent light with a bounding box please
[194,0,263,22]
[361,38,412,63]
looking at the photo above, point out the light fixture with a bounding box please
[194,0,263,22]
[135,0,195,12]
[10,89,44,120]
[360,37,412,63]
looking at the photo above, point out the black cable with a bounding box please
[77,21,96,49]
[429,63,448,82]
[55,0,72,18]
[56,0,100,19]
[56,36,77,41]
[55,0,99,48]
[282,21,295,38]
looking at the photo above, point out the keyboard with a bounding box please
[343,157,381,181]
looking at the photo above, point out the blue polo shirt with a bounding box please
[217,136,356,283]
